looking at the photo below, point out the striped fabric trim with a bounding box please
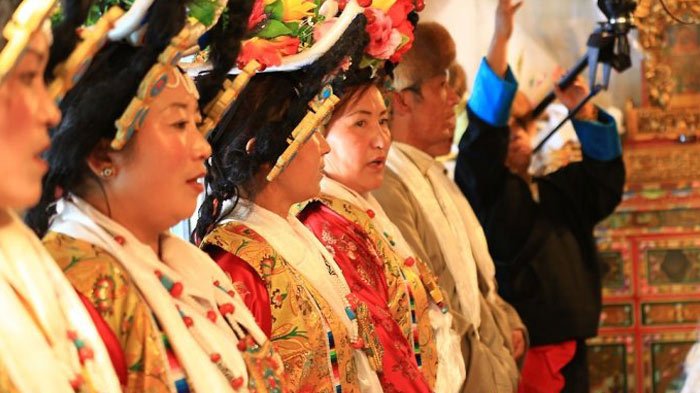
[163,333,191,393]
[327,330,342,393]
[403,274,422,368]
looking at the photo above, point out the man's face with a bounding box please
[404,71,461,157]
[505,92,536,177]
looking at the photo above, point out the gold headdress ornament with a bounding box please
[0,0,57,83]
[49,6,125,102]
[110,0,228,150]
[266,84,339,181]
[198,59,261,137]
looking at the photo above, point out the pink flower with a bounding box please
[364,8,401,60]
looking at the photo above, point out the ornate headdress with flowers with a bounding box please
[196,0,423,181]
[90,0,230,149]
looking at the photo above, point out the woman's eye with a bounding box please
[19,72,38,86]
[379,118,390,126]
[172,121,189,130]
[354,120,367,127]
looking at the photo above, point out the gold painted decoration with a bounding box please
[49,6,124,102]
[0,0,57,83]
[111,18,206,150]
[266,85,340,181]
[199,59,261,137]
[635,0,700,108]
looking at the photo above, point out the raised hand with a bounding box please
[551,67,597,120]
[487,0,524,77]
[494,0,524,43]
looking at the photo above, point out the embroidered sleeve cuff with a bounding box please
[467,57,519,127]
[572,108,622,161]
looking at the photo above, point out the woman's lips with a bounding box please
[367,157,386,170]
[186,174,205,193]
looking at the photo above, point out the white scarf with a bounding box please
[385,142,485,329]
[321,176,466,393]
[50,196,272,393]
[221,200,383,393]
[683,341,700,393]
[0,208,121,393]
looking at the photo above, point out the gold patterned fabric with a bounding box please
[43,231,182,393]
[202,223,361,393]
[318,195,439,389]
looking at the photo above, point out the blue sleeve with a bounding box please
[467,57,519,127]
[572,108,622,161]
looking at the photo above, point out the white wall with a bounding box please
[421,0,644,109]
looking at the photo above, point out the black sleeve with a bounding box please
[537,154,626,233]
[455,106,536,264]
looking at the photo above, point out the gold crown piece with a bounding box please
[111,17,206,150]
[266,86,339,182]
[0,0,57,83]
[49,6,124,102]
[199,59,261,138]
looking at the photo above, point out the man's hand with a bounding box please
[552,67,598,121]
[487,0,524,77]
[494,0,524,43]
[511,328,526,359]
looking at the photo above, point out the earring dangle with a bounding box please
[101,167,114,178]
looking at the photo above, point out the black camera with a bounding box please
[598,0,638,28]
[531,0,638,153]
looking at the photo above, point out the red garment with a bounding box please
[299,201,431,393]
[76,291,128,386]
[207,246,273,337]
[519,341,577,393]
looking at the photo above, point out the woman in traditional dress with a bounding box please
[25,1,287,392]
[297,42,466,393]
[0,1,122,392]
[193,2,391,392]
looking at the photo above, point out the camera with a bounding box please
[531,0,638,152]
[598,0,638,29]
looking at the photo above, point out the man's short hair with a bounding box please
[393,22,456,91]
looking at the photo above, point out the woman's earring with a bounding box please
[101,167,114,178]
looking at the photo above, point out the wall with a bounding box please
[421,0,644,110]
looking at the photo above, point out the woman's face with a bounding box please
[324,85,391,195]
[0,31,61,209]
[108,69,210,230]
[274,131,330,204]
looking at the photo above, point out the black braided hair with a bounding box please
[25,0,190,237]
[192,13,369,244]
[46,0,94,78]
[196,0,255,107]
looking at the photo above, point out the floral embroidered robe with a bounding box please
[202,223,362,393]
[44,231,285,393]
[300,196,440,391]
[299,200,433,393]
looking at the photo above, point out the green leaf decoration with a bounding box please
[285,21,300,35]
[257,19,293,39]
[86,0,134,26]
[265,0,284,20]
[189,0,219,27]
